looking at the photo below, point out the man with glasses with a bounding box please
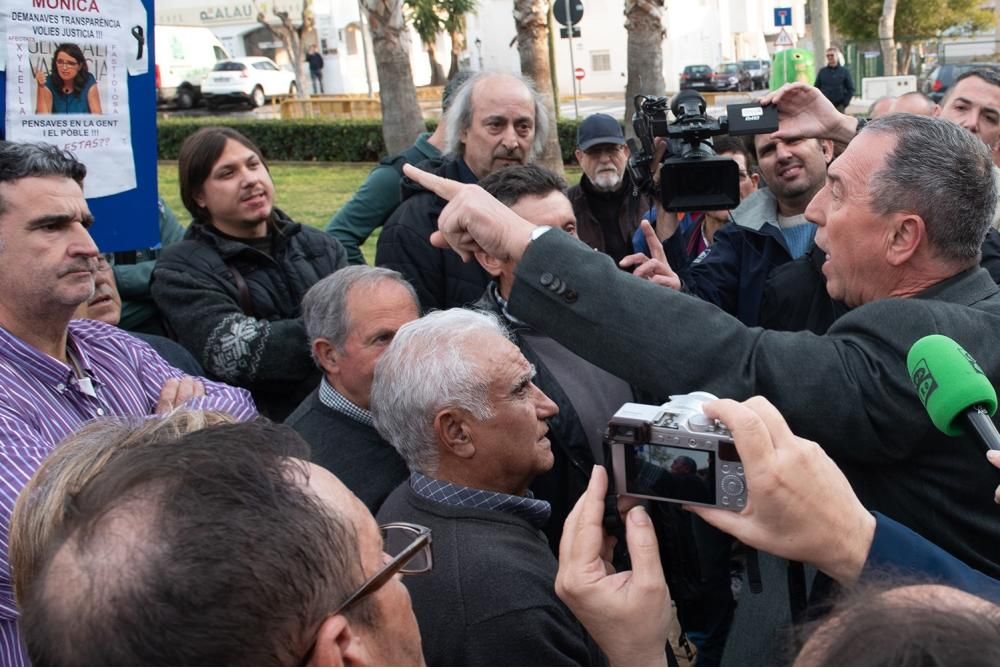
[814,47,854,113]
[371,309,605,666]
[568,113,658,264]
[21,421,430,665]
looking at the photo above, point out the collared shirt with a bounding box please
[0,319,256,666]
[318,377,374,427]
[410,472,551,529]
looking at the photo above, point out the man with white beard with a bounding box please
[568,114,656,264]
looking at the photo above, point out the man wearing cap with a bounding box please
[568,114,655,264]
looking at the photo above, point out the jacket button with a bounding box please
[540,272,554,287]
[564,289,578,303]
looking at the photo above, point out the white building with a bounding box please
[155,0,806,96]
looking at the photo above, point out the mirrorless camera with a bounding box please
[606,392,746,511]
[627,90,779,212]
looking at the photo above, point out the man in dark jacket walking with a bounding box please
[375,71,547,311]
[151,127,347,420]
[814,48,854,112]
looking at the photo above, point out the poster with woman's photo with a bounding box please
[4,0,140,197]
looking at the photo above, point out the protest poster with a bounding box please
[3,0,148,198]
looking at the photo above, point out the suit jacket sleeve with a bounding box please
[508,230,942,466]
[864,512,1000,604]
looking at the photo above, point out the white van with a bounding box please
[155,25,230,108]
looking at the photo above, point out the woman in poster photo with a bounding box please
[35,43,102,114]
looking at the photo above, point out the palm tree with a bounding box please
[513,0,564,175]
[406,0,448,85]
[361,0,428,153]
[624,0,665,139]
[441,0,477,79]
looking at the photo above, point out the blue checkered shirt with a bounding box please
[410,472,551,529]
[318,377,374,427]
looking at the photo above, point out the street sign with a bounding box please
[560,26,582,38]
[575,67,586,80]
[554,0,584,27]
[774,7,792,27]
[775,28,795,48]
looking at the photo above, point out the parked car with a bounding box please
[680,64,714,91]
[922,62,1000,102]
[711,62,752,92]
[740,58,770,90]
[155,25,230,109]
[201,57,298,109]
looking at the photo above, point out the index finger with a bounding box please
[402,162,463,201]
[640,220,666,264]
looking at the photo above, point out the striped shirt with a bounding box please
[0,319,257,666]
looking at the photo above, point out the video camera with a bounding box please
[627,90,779,212]
[606,392,746,511]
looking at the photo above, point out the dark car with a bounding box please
[922,62,1000,103]
[740,59,770,90]
[680,64,714,91]
[711,62,752,92]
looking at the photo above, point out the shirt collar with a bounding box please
[409,471,551,529]
[0,321,97,389]
[489,281,531,329]
[318,377,374,427]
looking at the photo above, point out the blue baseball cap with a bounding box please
[577,113,626,150]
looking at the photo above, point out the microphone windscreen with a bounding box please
[907,334,998,436]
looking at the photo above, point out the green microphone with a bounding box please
[907,334,1000,450]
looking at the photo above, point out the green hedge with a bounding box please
[158,117,590,164]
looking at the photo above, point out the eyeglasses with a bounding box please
[332,522,432,615]
[56,59,80,68]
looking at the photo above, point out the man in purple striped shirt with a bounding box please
[0,141,257,665]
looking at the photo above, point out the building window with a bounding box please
[591,51,611,72]
[345,25,359,55]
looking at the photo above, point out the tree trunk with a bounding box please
[900,41,913,75]
[513,0,564,175]
[426,41,447,85]
[448,28,464,79]
[878,0,897,76]
[362,0,427,153]
[624,0,665,140]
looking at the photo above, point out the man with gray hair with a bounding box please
[402,113,1000,663]
[285,265,419,512]
[372,309,604,666]
[376,71,548,311]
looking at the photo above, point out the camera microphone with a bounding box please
[906,334,1000,450]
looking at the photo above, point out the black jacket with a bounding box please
[375,156,490,311]
[760,229,1000,334]
[567,171,653,264]
[151,210,347,419]
[814,64,855,107]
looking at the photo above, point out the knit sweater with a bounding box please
[284,388,408,513]
[376,483,605,667]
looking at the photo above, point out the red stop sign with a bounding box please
[575,67,586,80]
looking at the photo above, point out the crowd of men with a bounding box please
[2,64,1000,666]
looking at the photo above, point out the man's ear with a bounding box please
[193,188,206,209]
[886,213,925,267]
[819,139,835,162]
[312,338,339,377]
[306,615,363,667]
[473,248,505,278]
[434,408,475,459]
[574,148,584,165]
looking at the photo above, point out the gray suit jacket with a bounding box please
[508,230,1000,577]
